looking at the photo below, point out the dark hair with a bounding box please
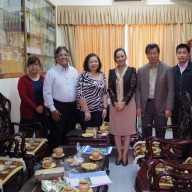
[145,44,160,55]
[27,56,41,66]
[114,48,127,62]
[54,46,69,60]
[83,53,102,72]
[176,43,190,53]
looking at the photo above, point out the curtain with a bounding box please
[57,5,192,25]
[61,25,77,67]
[74,25,125,78]
[127,24,192,68]
[58,4,192,71]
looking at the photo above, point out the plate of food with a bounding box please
[42,162,56,169]
[89,155,103,161]
[65,157,80,166]
[98,130,109,134]
[82,133,94,138]
[81,163,97,170]
[52,153,65,158]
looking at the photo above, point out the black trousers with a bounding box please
[50,100,77,149]
[78,110,103,130]
[141,100,167,139]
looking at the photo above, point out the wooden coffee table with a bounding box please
[19,146,109,192]
[67,130,110,147]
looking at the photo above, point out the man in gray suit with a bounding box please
[136,44,174,139]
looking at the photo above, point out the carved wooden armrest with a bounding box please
[146,137,192,159]
[146,124,178,131]
[11,122,44,138]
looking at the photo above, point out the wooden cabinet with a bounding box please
[0,0,56,78]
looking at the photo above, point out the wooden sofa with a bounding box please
[135,137,192,192]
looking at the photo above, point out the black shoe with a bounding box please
[122,159,128,166]
[115,159,122,165]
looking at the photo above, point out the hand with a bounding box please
[114,102,125,111]
[118,101,125,111]
[84,112,91,121]
[36,106,44,114]
[165,109,172,118]
[102,109,107,119]
[51,110,61,121]
[136,108,142,116]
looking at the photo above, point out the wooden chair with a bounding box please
[0,93,49,176]
[0,135,25,192]
[146,136,192,160]
[133,125,178,165]
[148,159,192,192]
[0,93,44,137]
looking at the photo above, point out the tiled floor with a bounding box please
[108,148,138,192]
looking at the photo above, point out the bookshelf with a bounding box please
[0,0,56,78]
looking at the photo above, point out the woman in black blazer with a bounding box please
[108,48,137,166]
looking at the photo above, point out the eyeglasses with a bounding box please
[29,63,40,67]
[57,53,69,58]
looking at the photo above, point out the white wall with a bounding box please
[49,0,190,6]
[0,78,20,122]
[49,0,113,6]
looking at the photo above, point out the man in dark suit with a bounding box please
[172,43,192,138]
[136,44,174,139]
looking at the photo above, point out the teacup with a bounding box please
[42,157,52,167]
[99,126,107,133]
[92,151,100,159]
[63,186,75,192]
[78,180,90,192]
[53,147,63,156]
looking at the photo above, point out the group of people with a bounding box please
[17,43,192,166]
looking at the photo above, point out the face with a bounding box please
[176,48,189,64]
[146,48,159,66]
[115,50,127,66]
[88,56,99,72]
[28,61,40,74]
[55,49,69,67]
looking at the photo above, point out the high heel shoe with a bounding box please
[115,159,122,165]
[122,159,128,166]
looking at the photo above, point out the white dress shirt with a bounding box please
[148,66,157,99]
[43,64,78,112]
[178,61,188,74]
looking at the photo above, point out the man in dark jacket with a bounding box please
[172,43,192,138]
